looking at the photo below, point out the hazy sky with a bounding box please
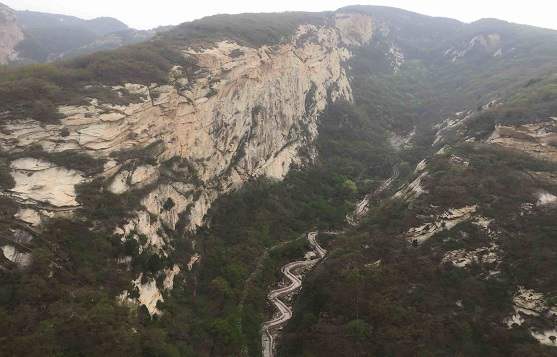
[5,0,557,30]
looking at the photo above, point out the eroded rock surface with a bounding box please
[1,245,31,268]
[404,205,477,244]
[487,121,557,162]
[504,287,557,346]
[9,158,85,207]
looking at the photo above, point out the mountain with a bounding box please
[0,2,163,64]
[0,5,556,356]
[15,11,129,36]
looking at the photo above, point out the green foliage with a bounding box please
[345,319,371,341]
[163,197,175,211]
[416,144,557,213]
[76,178,141,224]
[0,157,15,189]
[110,141,165,166]
[0,41,187,122]
[318,102,395,181]
[165,12,329,48]
[466,75,557,140]
[0,218,145,356]
[70,41,188,84]
[281,139,557,356]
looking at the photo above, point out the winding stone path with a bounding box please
[261,232,326,357]
[261,166,398,356]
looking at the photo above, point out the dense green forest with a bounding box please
[278,110,557,357]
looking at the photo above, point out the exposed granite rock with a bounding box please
[9,158,85,207]
[445,33,502,63]
[487,121,557,162]
[442,243,500,268]
[504,286,557,347]
[1,244,31,268]
[15,208,42,226]
[395,171,428,200]
[537,191,557,206]
[404,205,477,244]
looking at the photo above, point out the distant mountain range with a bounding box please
[0,2,170,64]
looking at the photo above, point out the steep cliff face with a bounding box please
[0,3,23,64]
[0,12,373,313]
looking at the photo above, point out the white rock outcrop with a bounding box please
[395,171,428,201]
[530,329,557,346]
[9,158,85,207]
[537,191,557,206]
[118,265,183,316]
[187,253,201,271]
[442,243,500,268]
[487,122,557,162]
[445,33,502,63]
[15,208,42,226]
[504,286,557,347]
[405,205,477,244]
[133,275,163,316]
[163,265,181,290]
[1,245,31,268]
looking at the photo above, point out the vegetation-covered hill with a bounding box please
[0,2,163,64]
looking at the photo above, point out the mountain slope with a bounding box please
[0,5,556,356]
[277,8,557,356]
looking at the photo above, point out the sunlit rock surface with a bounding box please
[9,158,85,207]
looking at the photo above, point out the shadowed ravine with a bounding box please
[261,232,327,357]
